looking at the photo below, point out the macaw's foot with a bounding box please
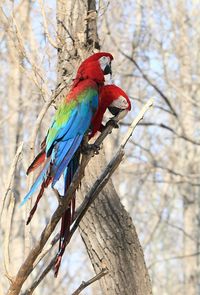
[81,142,100,155]
[106,119,119,129]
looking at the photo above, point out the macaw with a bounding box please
[52,84,131,275]
[21,52,113,276]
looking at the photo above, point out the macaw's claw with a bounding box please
[81,143,100,155]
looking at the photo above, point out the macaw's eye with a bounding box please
[101,56,109,62]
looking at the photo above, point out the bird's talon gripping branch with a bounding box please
[81,143,100,155]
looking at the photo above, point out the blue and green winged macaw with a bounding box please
[21,52,113,276]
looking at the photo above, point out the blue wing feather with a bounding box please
[52,135,83,186]
[21,84,98,206]
[50,94,98,186]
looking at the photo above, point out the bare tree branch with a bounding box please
[71,268,108,295]
[0,142,23,219]
[120,52,178,118]
[3,194,15,280]
[148,252,200,269]
[104,17,178,119]
[38,0,58,49]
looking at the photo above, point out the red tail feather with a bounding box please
[54,206,72,277]
[27,149,46,175]
[26,175,52,225]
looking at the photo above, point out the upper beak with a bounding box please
[108,106,121,116]
[103,62,112,75]
[108,96,129,115]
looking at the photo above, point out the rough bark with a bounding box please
[56,0,99,90]
[56,0,152,294]
[54,0,151,295]
[78,149,152,295]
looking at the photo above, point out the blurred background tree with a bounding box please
[0,0,199,294]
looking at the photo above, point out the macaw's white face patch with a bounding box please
[99,56,111,72]
[110,95,129,109]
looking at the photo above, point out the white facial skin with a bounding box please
[110,95,129,109]
[99,56,111,71]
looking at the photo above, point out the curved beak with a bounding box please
[108,106,121,116]
[108,95,129,115]
[108,107,128,120]
[103,62,112,75]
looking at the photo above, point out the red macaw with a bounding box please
[21,52,113,276]
[90,84,131,138]
[52,84,131,275]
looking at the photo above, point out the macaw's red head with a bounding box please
[73,52,114,86]
[104,84,131,115]
[90,84,131,138]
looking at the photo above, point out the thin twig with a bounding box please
[38,0,58,49]
[71,268,108,295]
[121,98,154,148]
[105,19,177,119]
[0,142,23,220]
[3,194,15,280]
[32,234,59,269]
[21,256,57,295]
[148,251,200,269]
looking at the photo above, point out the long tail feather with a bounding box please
[20,158,51,207]
[54,207,71,277]
[27,149,46,175]
[54,152,80,277]
[26,175,52,225]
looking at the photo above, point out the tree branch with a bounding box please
[71,268,108,295]
[38,0,58,49]
[104,18,178,119]
[0,141,23,219]
[121,121,200,146]
[21,98,153,295]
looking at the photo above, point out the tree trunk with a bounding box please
[176,3,199,294]
[78,149,152,295]
[56,0,152,294]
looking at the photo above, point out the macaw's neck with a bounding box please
[72,61,105,88]
[72,77,104,89]
[66,79,98,103]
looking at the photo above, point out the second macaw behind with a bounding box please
[90,84,131,138]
